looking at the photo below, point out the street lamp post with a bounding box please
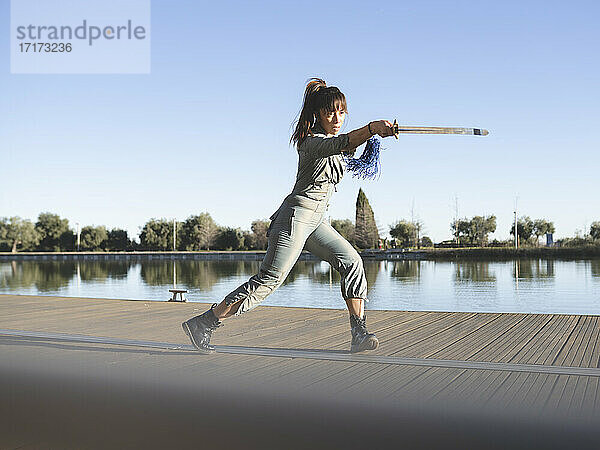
[514,211,518,250]
[513,196,519,250]
[76,222,80,252]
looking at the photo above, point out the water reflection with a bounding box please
[141,260,261,291]
[1,258,599,314]
[591,260,600,278]
[454,261,496,282]
[0,260,133,292]
[0,258,584,292]
[388,260,421,281]
[79,261,130,281]
[364,261,382,287]
[513,259,555,280]
[138,259,346,291]
[2,261,75,292]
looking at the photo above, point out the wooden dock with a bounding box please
[2,294,600,449]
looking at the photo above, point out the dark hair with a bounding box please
[291,78,347,147]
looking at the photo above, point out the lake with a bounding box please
[1,258,599,315]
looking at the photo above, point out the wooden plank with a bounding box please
[3,294,600,418]
[479,314,553,363]
[496,372,543,409]
[567,317,600,411]
[251,313,458,379]
[490,316,589,408]
[511,314,575,364]
[547,316,598,409]
[396,367,473,401]
[224,312,420,384]
[582,377,599,412]
[227,311,445,382]
[408,316,544,402]
[522,316,585,406]
[524,315,585,408]
[393,313,501,358]
[439,314,550,398]
[450,365,499,404]
[430,313,525,360]
[579,318,600,413]
[383,312,475,354]
[429,315,548,404]
[359,314,511,399]
[483,315,564,404]
[160,310,430,378]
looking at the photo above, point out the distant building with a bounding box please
[546,233,554,247]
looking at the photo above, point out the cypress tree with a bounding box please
[355,188,379,249]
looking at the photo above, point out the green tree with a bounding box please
[451,218,471,245]
[106,228,132,251]
[451,216,496,246]
[331,219,355,245]
[532,219,555,246]
[413,219,425,248]
[240,230,254,250]
[0,217,40,252]
[510,216,535,245]
[470,215,496,246]
[180,213,218,250]
[421,236,433,247]
[389,220,416,248]
[591,221,600,241]
[35,212,72,251]
[139,219,173,250]
[80,226,108,251]
[249,219,270,250]
[215,227,244,250]
[355,188,379,249]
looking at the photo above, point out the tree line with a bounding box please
[2,191,599,252]
[139,214,270,251]
[341,189,598,249]
[0,212,271,253]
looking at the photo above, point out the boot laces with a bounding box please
[207,303,222,330]
[350,314,368,334]
[207,321,221,332]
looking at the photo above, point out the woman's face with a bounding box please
[318,108,346,135]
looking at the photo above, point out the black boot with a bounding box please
[349,314,379,353]
[182,303,222,354]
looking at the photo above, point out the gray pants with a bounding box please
[224,203,368,316]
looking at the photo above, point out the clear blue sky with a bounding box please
[1,0,599,243]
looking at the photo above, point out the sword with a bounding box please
[391,119,489,138]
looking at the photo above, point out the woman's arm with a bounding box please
[345,120,395,153]
[299,120,396,159]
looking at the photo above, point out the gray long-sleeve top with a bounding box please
[270,125,355,220]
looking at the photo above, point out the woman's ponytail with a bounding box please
[291,78,347,147]
[291,78,326,147]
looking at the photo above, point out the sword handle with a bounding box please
[392,119,399,139]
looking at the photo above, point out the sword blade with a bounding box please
[394,125,489,136]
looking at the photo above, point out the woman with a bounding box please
[182,78,396,354]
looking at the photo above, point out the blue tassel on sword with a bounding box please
[343,136,382,180]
